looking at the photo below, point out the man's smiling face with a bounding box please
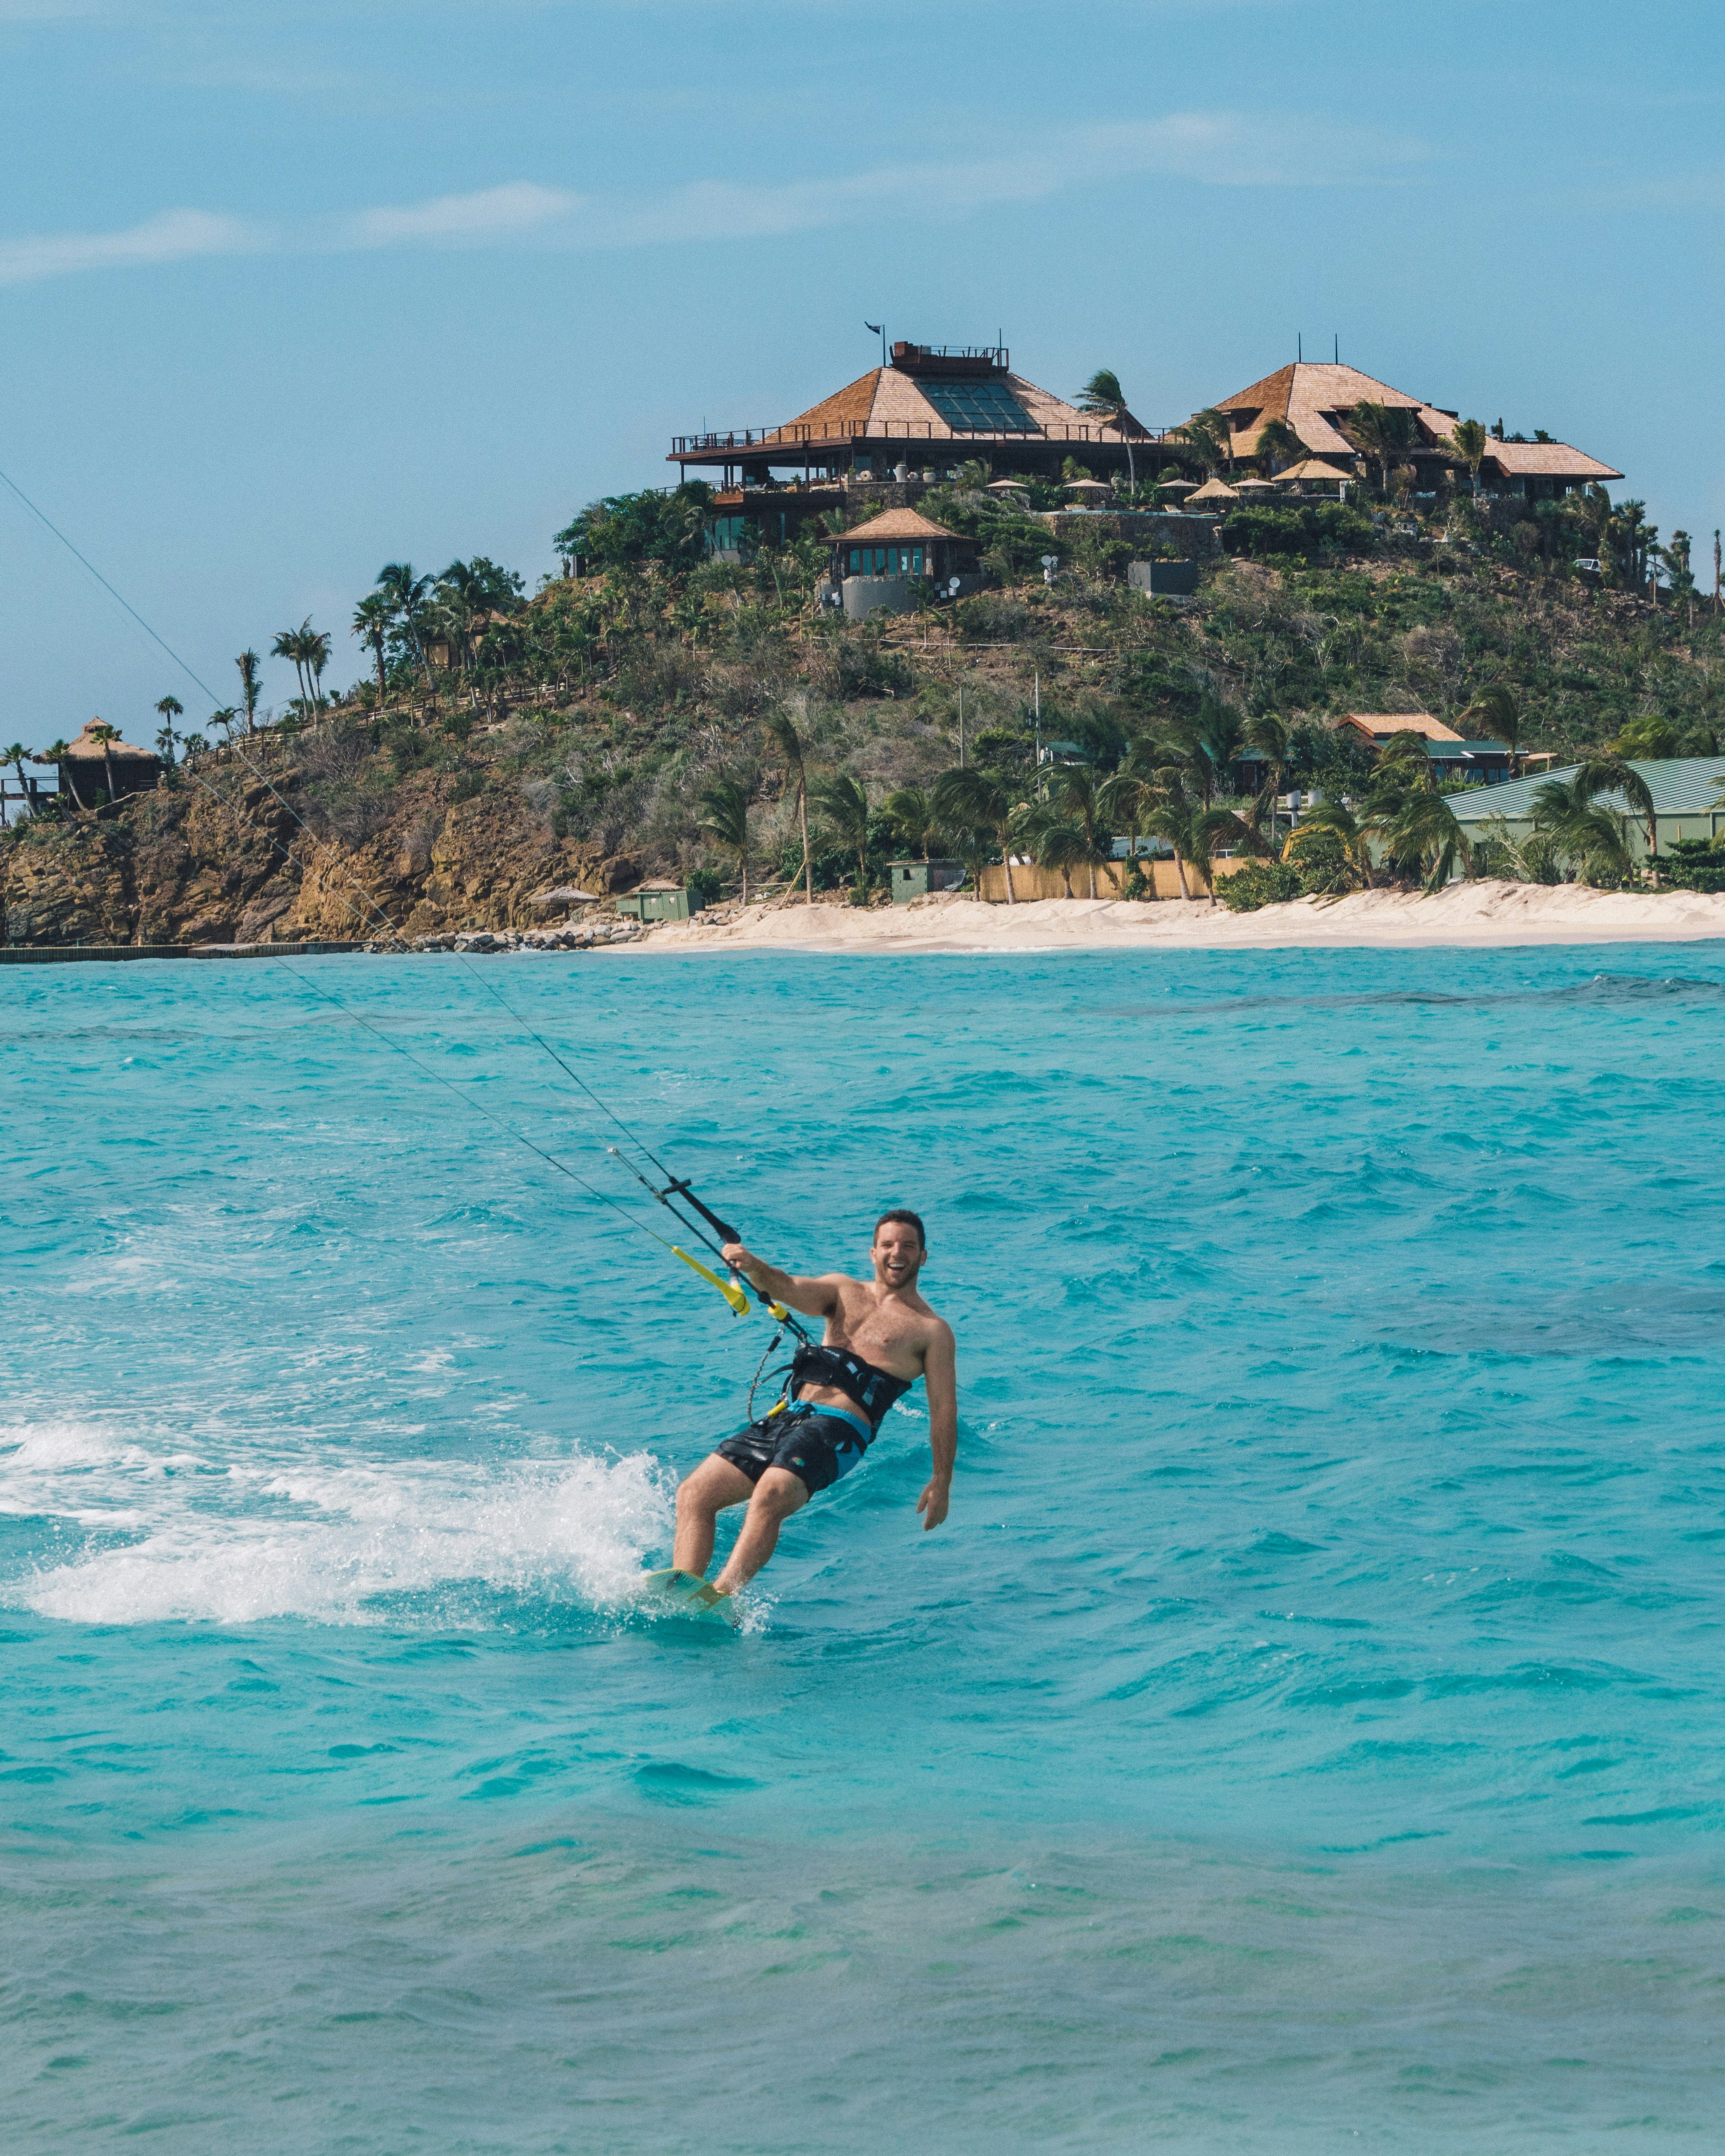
[872,1220,925,1290]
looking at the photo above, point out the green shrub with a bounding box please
[1215,860,1303,911]
[1660,838,1725,893]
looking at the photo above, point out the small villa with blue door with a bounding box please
[828,507,980,588]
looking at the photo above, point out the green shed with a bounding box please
[1446,757,1725,860]
[888,859,967,903]
[614,880,692,923]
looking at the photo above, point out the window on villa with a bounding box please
[846,546,926,576]
[920,378,1036,434]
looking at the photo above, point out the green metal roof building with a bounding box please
[1446,757,1725,857]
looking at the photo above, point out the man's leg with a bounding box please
[711,1467,808,1595]
[674,1454,756,1576]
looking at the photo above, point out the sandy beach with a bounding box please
[631,879,1725,956]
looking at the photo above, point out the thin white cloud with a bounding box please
[0,110,1430,287]
[339,181,582,246]
[0,207,259,285]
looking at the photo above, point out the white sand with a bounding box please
[626,881,1725,957]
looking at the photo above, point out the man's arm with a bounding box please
[721,1242,841,1320]
[916,1322,957,1532]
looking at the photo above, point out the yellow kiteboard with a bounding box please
[635,1569,739,1626]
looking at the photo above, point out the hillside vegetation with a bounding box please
[5,483,1721,945]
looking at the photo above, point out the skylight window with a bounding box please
[920,378,1037,434]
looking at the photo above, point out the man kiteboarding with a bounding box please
[669,1210,957,1606]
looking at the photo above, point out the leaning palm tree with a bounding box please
[271,621,312,711]
[1378,790,1473,892]
[1532,775,1632,885]
[44,739,87,811]
[811,771,873,897]
[1242,711,1290,843]
[696,775,753,906]
[933,767,1021,902]
[1076,367,1137,496]
[763,706,814,903]
[1529,758,1656,885]
[1576,756,1657,882]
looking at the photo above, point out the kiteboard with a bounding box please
[635,1568,739,1626]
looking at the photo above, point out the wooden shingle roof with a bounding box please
[1481,440,1623,481]
[837,508,960,542]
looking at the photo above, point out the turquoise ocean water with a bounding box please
[4,943,1724,2151]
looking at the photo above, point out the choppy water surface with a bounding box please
[5,944,1724,2152]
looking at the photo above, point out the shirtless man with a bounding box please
[673,1209,957,1599]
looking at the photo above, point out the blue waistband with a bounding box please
[784,1398,874,1447]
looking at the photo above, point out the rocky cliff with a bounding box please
[2,753,647,949]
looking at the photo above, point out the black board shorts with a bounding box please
[715,1408,873,1497]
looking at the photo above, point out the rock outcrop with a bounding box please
[2,756,648,949]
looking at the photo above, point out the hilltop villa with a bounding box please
[1207,362,1622,503]
[664,337,1625,558]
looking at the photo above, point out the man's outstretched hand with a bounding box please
[721,1242,755,1274]
[917,1480,950,1532]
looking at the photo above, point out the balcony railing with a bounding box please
[670,419,1178,456]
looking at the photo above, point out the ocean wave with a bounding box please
[0,1417,671,1627]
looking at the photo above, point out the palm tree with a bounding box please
[1032,819,1091,897]
[1532,774,1632,885]
[235,651,262,734]
[934,767,1021,902]
[1242,711,1289,842]
[1458,686,1519,768]
[154,695,184,761]
[1043,766,1111,897]
[696,775,753,906]
[272,620,312,711]
[1450,418,1488,497]
[1,741,27,824]
[210,706,239,743]
[45,739,87,812]
[1077,367,1136,496]
[352,595,391,705]
[1254,418,1303,476]
[304,624,333,709]
[88,721,121,808]
[1349,402,1417,497]
[376,563,437,696]
[763,706,813,902]
[1372,789,1473,892]
[1283,804,1370,893]
[1169,408,1232,477]
[1577,756,1658,882]
[884,785,941,862]
[812,772,873,896]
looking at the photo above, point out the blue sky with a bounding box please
[2,0,1720,743]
